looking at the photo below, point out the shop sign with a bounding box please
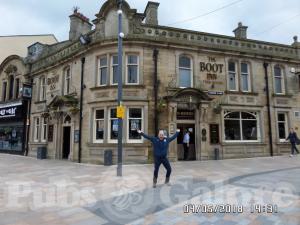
[201,57,224,85]
[0,102,22,119]
[208,91,224,95]
[47,75,59,91]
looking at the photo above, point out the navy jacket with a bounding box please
[286,132,298,143]
[141,131,179,157]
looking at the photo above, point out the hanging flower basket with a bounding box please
[69,106,80,114]
[157,99,167,113]
[213,105,222,114]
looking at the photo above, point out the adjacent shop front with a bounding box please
[0,100,27,154]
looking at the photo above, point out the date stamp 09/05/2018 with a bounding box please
[183,204,278,214]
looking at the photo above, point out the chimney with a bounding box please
[144,1,160,25]
[69,8,92,41]
[233,22,248,39]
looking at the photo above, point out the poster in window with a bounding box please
[130,119,140,131]
[48,125,54,142]
[112,120,118,131]
[97,120,104,132]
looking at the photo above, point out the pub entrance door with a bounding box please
[177,124,196,160]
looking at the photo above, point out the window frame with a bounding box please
[41,117,48,142]
[223,111,260,143]
[98,56,108,86]
[14,78,20,99]
[93,108,105,143]
[127,107,143,143]
[274,65,285,95]
[125,54,139,85]
[240,62,251,92]
[33,117,40,142]
[277,112,288,142]
[110,55,119,85]
[2,81,7,102]
[63,66,71,95]
[228,61,238,91]
[108,107,118,143]
[178,55,193,88]
[39,76,46,101]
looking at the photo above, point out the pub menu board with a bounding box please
[48,125,54,142]
[210,124,219,144]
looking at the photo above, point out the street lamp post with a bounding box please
[117,0,124,177]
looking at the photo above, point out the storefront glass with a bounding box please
[0,125,23,151]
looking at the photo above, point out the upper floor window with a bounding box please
[99,57,108,86]
[111,55,118,85]
[274,65,285,94]
[39,76,46,101]
[179,56,192,88]
[228,62,237,91]
[8,75,14,100]
[2,82,7,102]
[126,55,139,84]
[64,67,71,95]
[240,63,250,92]
[94,109,105,143]
[14,78,20,99]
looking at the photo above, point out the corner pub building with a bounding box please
[6,0,299,164]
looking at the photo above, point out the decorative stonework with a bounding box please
[4,64,17,74]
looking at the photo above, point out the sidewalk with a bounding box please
[0,154,299,225]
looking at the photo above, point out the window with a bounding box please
[228,62,237,91]
[41,118,47,142]
[8,75,14,100]
[179,56,192,88]
[94,109,105,143]
[2,82,7,102]
[0,126,23,151]
[277,113,288,141]
[39,76,46,101]
[241,63,250,92]
[127,108,143,142]
[126,55,139,84]
[14,78,20,99]
[111,55,118,85]
[33,117,40,142]
[64,67,71,95]
[109,108,118,141]
[274,65,285,94]
[224,111,259,141]
[99,57,108,86]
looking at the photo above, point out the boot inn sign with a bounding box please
[0,0,300,164]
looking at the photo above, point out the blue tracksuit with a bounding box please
[141,131,179,178]
[286,132,300,155]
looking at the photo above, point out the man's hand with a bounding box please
[137,130,142,134]
[176,129,180,132]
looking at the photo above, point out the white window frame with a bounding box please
[41,117,47,142]
[223,111,260,143]
[39,76,46,101]
[126,54,139,85]
[127,107,143,143]
[33,117,40,142]
[108,108,118,143]
[99,56,108,86]
[228,61,238,91]
[93,108,105,143]
[240,62,251,92]
[64,67,71,95]
[110,55,118,85]
[277,112,288,142]
[274,65,285,94]
[179,55,193,88]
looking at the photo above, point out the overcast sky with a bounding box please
[0,0,299,45]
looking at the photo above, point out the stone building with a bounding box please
[16,0,300,164]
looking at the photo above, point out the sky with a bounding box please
[0,0,299,45]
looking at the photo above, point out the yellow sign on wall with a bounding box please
[117,106,125,119]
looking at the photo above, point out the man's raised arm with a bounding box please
[137,130,155,142]
[168,129,180,142]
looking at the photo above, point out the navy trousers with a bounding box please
[291,142,299,155]
[154,156,172,178]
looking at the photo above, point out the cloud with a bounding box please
[0,0,299,44]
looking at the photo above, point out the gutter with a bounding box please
[78,57,85,163]
[153,49,159,135]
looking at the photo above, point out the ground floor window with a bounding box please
[277,112,288,141]
[0,125,23,151]
[127,108,143,142]
[224,111,259,141]
[109,108,118,141]
[33,117,40,142]
[41,118,48,142]
[94,109,104,142]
